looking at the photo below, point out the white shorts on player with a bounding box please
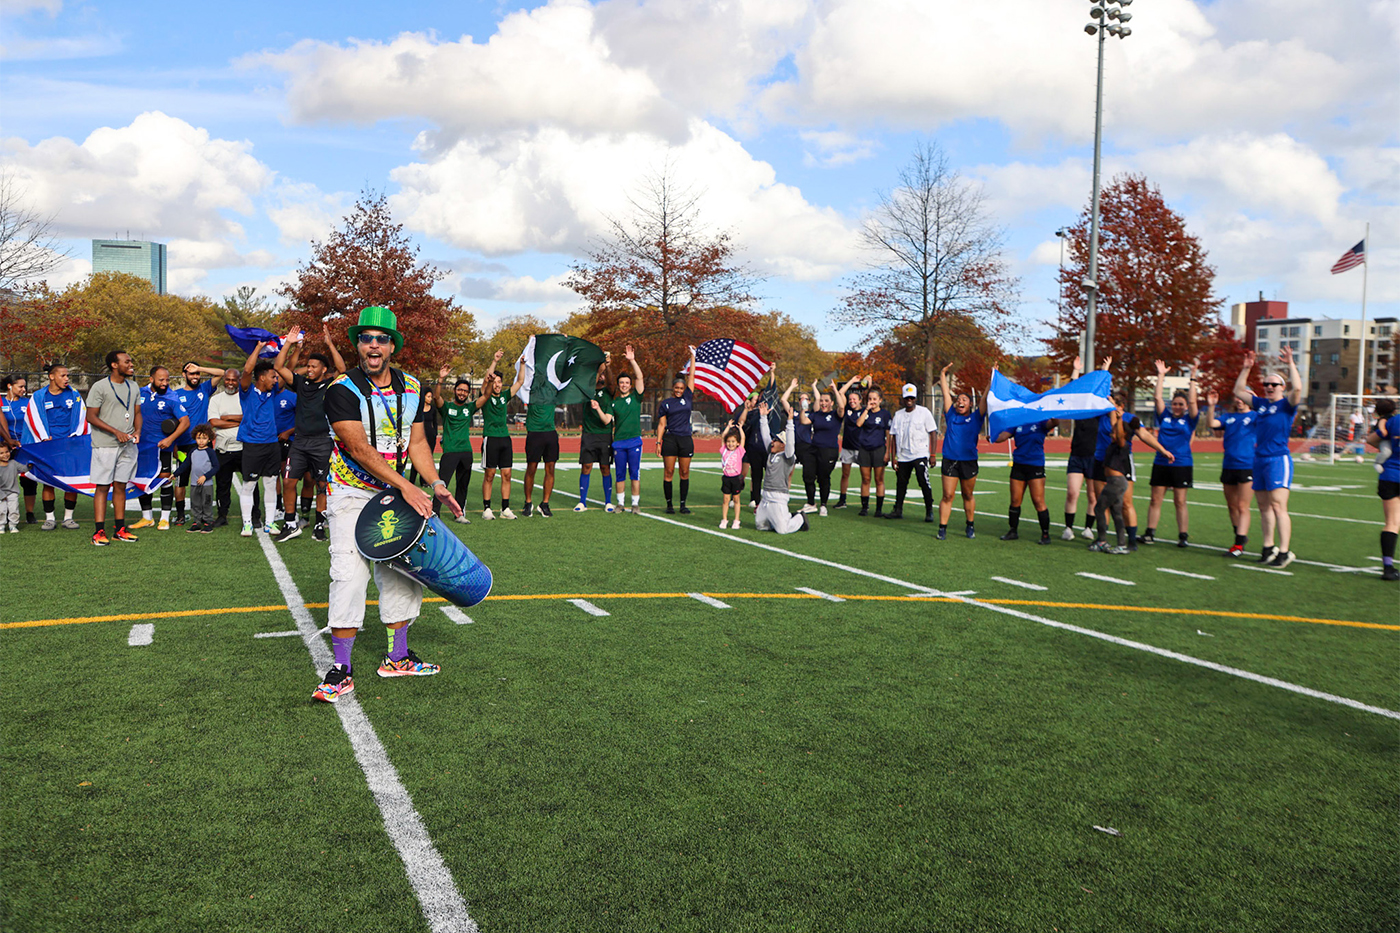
[326,486,423,629]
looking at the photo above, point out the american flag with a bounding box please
[1330,240,1366,275]
[686,338,773,409]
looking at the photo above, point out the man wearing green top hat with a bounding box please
[312,306,465,704]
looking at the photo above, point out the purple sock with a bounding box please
[1386,557,1395,568]
[389,625,409,662]
[332,634,355,672]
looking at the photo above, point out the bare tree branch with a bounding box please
[0,170,71,291]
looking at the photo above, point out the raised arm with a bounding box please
[979,367,992,415]
[477,349,504,410]
[835,374,859,400]
[939,363,952,411]
[684,345,696,392]
[1187,360,1200,418]
[435,365,451,409]
[1281,346,1302,407]
[758,402,773,448]
[1205,389,1222,430]
[624,345,643,396]
[322,322,348,374]
[274,331,303,387]
[240,343,264,391]
[1070,354,1084,380]
[1153,359,1167,416]
[780,377,798,418]
[1232,351,1256,406]
[510,352,527,399]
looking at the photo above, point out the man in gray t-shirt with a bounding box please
[754,402,809,535]
[85,350,142,545]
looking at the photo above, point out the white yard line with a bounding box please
[253,630,302,638]
[990,576,1048,591]
[1076,572,1136,586]
[1232,564,1294,577]
[127,623,154,646]
[1157,568,1216,580]
[795,587,845,601]
[440,606,474,625]
[254,534,477,933]
[687,592,732,609]
[568,598,610,617]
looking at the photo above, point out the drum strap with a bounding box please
[347,366,408,475]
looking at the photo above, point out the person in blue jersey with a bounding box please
[994,415,1056,545]
[1091,392,1175,554]
[133,366,190,531]
[936,362,988,540]
[655,345,697,515]
[831,374,864,509]
[853,386,892,516]
[22,364,85,530]
[799,380,842,516]
[173,362,225,525]
[271,377,298,533]
[1366,397,1399,581]
[1142,359,1200,548]
[1232,347,1301,568]
[1205,388,1257,558]
[236,345,284,537]
[0,375,38,523]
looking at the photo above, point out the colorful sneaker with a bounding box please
[1088,541,1110,553]
[201,523,214,534]
[1107,545,1130,555]
[377,649,440,678]
[114,527,139,542]
[61,518,81,530]
[130,517,155,530]
[262,523,275,535]
[275,522,303,543]
[312,666,355,703]
[241,522,254,537]
[483,508,496,520]
[312,522,327,541]
[186,522,203,534]
[173,514,186,526]
[1061,526,1076,541]
[92,529,110,547]
[1269,550,1296,569]
[1225,545,1244,558]
[157,518,170,531]
[501,508,517,520]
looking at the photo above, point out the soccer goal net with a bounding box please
[1314,394,1388,463]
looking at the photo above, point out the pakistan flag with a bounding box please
[515,334,607,405]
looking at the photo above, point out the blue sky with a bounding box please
[3,0,1396,355]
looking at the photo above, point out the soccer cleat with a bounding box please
[1226,545,1245,558]
[1081,526,1095,540]
[501,508,517,520]
[41,518,57,531]
[92,529,110,547]
[1038,534,1052,546]
[539,503,553,518]
[819,506,828,517]
[679,505,691,514]
[936,528,947,540]
[1259,546,1279,564]
[312,666,355,703]
[604,503,616,513]
[1061,526,1076,541]
[377,649,440,678]
[130,517,155,530]
[483,508,495,520]
[275,523,303,543]
[241,522,254,537]
[454,513,471,524]
[312,522,327,541]
[665,504,676,514]
[62,518,80,530]
[114,527,139,542]
[1107,545,1130,555]
[965,525,976,539]
[833,497,847,509]
[573,503,586,512]
[1177,537,1189,548]
[1138,533,1156,545]
[157,518,170,531]
[631,505,641,515]
[999,530,1018,541]
[1381,566,1399,581]
[522,502,533,517]
[858,506,869,516]
[1269,550,1296,569]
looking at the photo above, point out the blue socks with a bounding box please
[580,472,591,504]
[332,634,355,672]
[603,475,613,504]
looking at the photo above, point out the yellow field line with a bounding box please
[7,593,1394,632]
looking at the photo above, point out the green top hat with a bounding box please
[347,306,404,353]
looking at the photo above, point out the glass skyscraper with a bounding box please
[91,239,167,294]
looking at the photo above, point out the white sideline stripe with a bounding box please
[1076,572,1136,586]
[1157,568,1216,580]
[254,630,302,638]
[253,534,477,933]
[687,592,731,609]
[127,623,154,646]
[1232,564,1294,576]
[589,497,1400,722]
[440,606,474,625]
[943,590,978,597]
[796,587,845,601]
[991,576,1048,591]
[569,598,610,617]
[1180,540,1355,571]
[1328,566,1383,575]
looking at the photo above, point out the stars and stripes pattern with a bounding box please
[1330,240,1366,275]
[685,339,773,409]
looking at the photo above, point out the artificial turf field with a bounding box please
[2,452,1396,933]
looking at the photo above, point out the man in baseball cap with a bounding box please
[885,383,938,522]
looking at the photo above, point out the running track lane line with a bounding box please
[253,533,478,933]
[601,502,1400,721]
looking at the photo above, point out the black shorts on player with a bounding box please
[1150,463,1194,489]
[941,458,979,480]
[1092,459,1107,482]
[484,436,513,469]
[1066,454,1094,476]
[525,430,560,463]
[660,435,694,458]
[856,448,884,468]
[1380,480,1400,501]
[241,441,282,479]
[285,437,332,483]
[1009,462,1046,483]
[579,432,612,466]
[1219,467,1253,485]
[721,474,744,496]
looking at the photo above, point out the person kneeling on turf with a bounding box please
[753,401,808,535]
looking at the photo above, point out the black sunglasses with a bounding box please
[1262,382,1284,388]
[357,333,393,345]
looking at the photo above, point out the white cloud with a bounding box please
[264,181,347,247]
[453,272,574,303]
[0,0,63,16]
[799,130,877,168]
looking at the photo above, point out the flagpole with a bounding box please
[1357,221,1369,402]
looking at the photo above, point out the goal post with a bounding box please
[1322,394,1386,464]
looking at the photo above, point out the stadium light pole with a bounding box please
[1082,0,1133,371]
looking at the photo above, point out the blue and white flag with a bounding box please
[226,325,288,359]
[18,435,171,498]
[986,369,1114,439]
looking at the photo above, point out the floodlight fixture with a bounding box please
[1090,6,1105,18]
[1085,22,1098,34]
[1119,26,1132,37]
[1118,11,1132,21]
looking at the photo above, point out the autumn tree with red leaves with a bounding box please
[1195,324,1252,398]
[1047,174,1222,402]
[0,284,101,371]
[278,190,473,372]
[832,142,1018,408]
[833,317,1012,404]
[565,168,761,393]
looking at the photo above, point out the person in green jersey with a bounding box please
[433,365,475,524]
[576,357,616,512]
[476,349,516,519]
[513,349,560,518]
[609,345,646,514]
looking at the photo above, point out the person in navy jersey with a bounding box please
[799,380,842,516]
[655,345,697,514]
[1205,388,1257,558]
[994,415,1055,544]
[854,387,892,516]
[173,362,224,525]
[831,374,864,509]
[1143,359,1200,548]
[937,362,988,540]
[0,375,37,523]
[740,389,770,514]
[22,364,84,530]
[237,344,284,537]
[1232,347,1301,568]
[133,366,190,531]
[1062,355,1100,541]
[1091,392,1175,554]
[1366,398,1400,580]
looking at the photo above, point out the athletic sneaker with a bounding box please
[539,503,553,518]
[1138,532,1156,545]
[157,518,170,531]
[1382,566,1399,581]
[241,522,254,537]
[573,503,586,512]
[833,498,847,509]
[483,508,495,520]
[1088,541,1110,553]
[1107,545,1130,555]
[522,502,533,517]
[605,503,616,513]
[41,518,56,531]
[1061,527,1076,541]
[201,523,215,535]
[312,666,355,703]
[1259,545,1279,564]
[130,517,155,530]
[173,515,187,526]
[936,528,947,540]
[1038,534,1052,546]
[1226,544,1245,558]
[858,507,869,516]
[884,509,903,520]
[719,519,729,529]
[61,518,80,530]
[1176,537,1189,548]
[377,649,440,678]
[679,505,691,515]
[312,522,327,541]
[819,506,828,517]
[1269,550,1296,569]
[92,529,110,547]
[275,523,303,543]
[211,516,228,528]
[665,505,676,514]
[500,508,517,520]
[1080,526,1096,540]
[454,514,471,524]
[965,524,976,539]
[924,512,935,523]
[114,527,139,542]
[999,530,1018,541]
[800,503,819,514]
[186,522,203,534]
[262,523,275,535]
[730,518,741,529]
[630,505,640,515]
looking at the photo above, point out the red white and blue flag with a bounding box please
[226,325,292,358]
[684,339,773,410]
[18,435,171,498]
[1330,240,1366,275]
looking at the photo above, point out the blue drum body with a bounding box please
[354,490,493,608]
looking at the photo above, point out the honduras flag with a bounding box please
[19,435,171,497]
[226,325,288,359]
[987,369,1114,439]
